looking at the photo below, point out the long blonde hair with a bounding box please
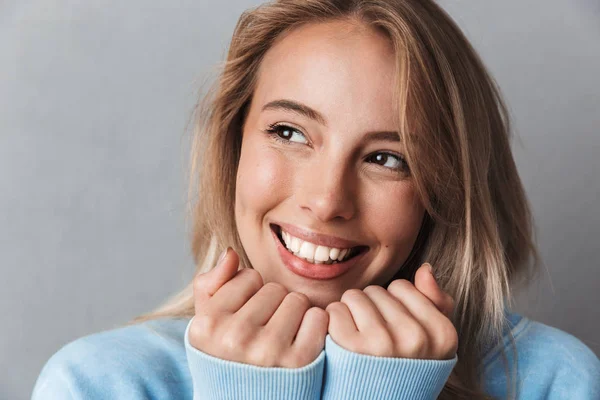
[129,0,542,398]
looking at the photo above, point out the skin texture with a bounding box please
[189,20,458,367]
[235,20,425,309]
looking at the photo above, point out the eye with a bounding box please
[264,123,309,145]
[366,152,409,173]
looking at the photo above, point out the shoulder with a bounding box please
[484,312,600,399]
[508,315,600,375]
[32,317,193,400]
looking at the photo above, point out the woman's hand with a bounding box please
[325,263,458,360]
[189,247,329,368]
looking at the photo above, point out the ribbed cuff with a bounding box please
[322,334,457,400]
[184,317,324,400]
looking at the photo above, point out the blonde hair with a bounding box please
[129,0,542,398]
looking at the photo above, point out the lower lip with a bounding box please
[271,227,367,280]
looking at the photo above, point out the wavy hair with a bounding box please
[129,0,542,397]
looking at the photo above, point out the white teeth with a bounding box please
[291,237,301,253]
[298,241,317,261]
[315,246,330,262]
[329,248,340,260]
[279,228,358,264]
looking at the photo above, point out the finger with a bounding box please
[362,284,412,326]
[209,267,264,313]
[413,263,455,319]
[265,292,312,345]
[236,282,288,326]
[389,278,458,358]
[292,307,329,354]
[388,278,439,320]
[339,289,387,332]
[387,278,449,336]
[326,301,359,343]
[193,248,239,307]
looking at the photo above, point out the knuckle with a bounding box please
[241,268,264,290]
[402,325,428,355]
[247,344,277,367]
[286,291,310,305]
[437,320,459,355]
[341,288,363,302]
[306,306,328,320]
[363,285,386,296]
[388,279,412,293]
[221,329,247,353]
[263,282,288,297]
[264,281,285,291]
[305,307,329,329]
[220,333,237,354]
[370,333,395,357]
[191,314,218,337]
[328,301,350,315]
[325,301,343,315]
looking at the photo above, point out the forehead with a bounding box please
[252,20,397,129]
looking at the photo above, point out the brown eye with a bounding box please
[366,152,408,172]
[265,123,308,144]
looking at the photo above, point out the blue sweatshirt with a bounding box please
[32,309,600,399]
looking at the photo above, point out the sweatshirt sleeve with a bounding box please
[184,317,325,400]
[321,334,457,400]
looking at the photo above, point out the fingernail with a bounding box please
[217,247,229,265]
[425,263,434,276]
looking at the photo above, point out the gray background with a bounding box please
[1,1,598,399]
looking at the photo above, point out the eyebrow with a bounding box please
[261,99,401,143]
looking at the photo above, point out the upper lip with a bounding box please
[272,222,368,250]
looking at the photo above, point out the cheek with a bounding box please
[368,184,424,251]
[235,138,289,223]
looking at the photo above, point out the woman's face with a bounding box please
[235,20,425,309]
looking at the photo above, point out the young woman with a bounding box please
[32,0,600,399]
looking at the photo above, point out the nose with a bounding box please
[297,156,357,222]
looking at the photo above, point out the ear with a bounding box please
[414,263,455,320]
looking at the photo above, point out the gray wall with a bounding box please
[1,1,598,399]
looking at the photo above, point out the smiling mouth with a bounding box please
[271,224,369,265]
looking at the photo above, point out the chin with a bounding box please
[300,290,339,310]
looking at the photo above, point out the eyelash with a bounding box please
[264,123,410,174]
